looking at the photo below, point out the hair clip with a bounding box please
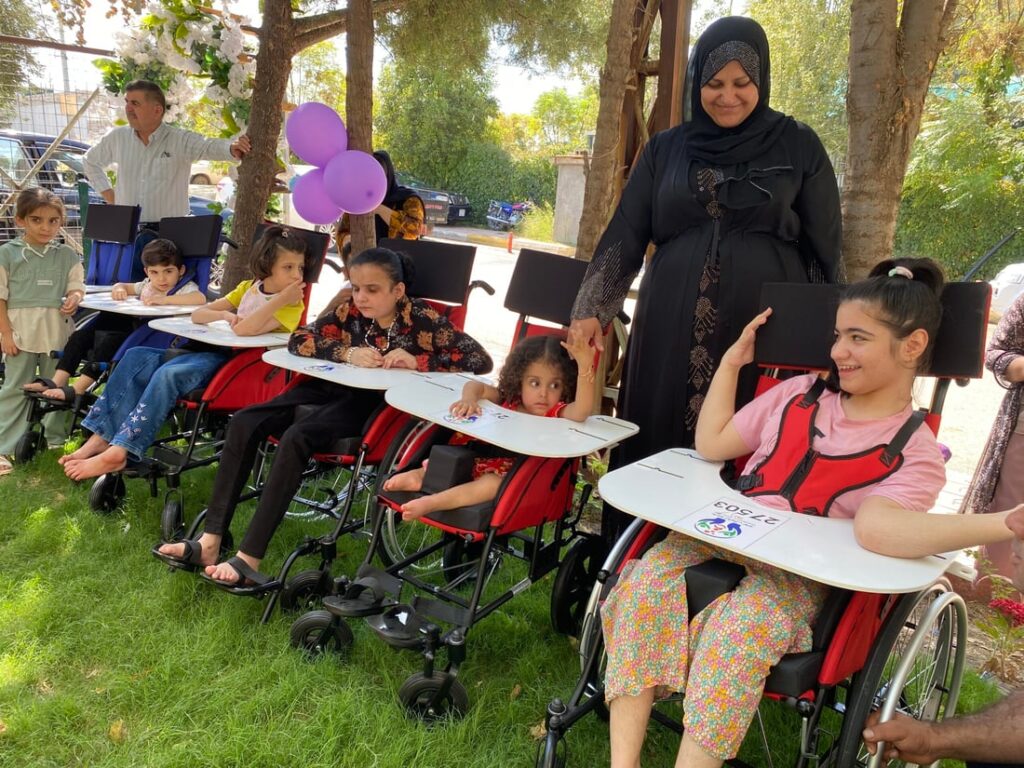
[888,266,914,279]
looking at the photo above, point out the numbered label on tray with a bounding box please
[672,497,788,550]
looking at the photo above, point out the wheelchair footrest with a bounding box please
[323,564,402,618]
[364,604,429,650]
[686,558,746,619]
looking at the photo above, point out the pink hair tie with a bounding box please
[888,266,914,279]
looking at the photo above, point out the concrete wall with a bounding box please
[553,154,586,246]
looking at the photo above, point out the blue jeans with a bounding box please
[82,346,226,461]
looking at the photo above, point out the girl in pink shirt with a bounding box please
[602,258,1022,768]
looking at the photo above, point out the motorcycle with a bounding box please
[486,199,533,231]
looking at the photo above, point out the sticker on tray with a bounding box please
[675,497,786,549]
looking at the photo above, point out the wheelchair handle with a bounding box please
[469,279,495,296]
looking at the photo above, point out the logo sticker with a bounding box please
[694,517,744,539]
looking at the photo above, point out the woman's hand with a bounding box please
[1,330,18,356]
[382,348,417,370]
[569,317,604,353]
[720,308,772,370]
[348,347,383,368]
[450,397,482,418]
[110,284,130,301]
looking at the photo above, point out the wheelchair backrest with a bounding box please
[253,222,331,285]
[505,248,589,342]
[159,214,223,295]
[83,203,143,285]
[380,238,478,330]
[752,281,991,433]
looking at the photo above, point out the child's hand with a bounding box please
[349,347,383,368]
[60,293,82,316]
[110,284,129,301]
[561,333,594,369]
[1,331,18,356]
[450,398,482,418]
[721,308,772,369]
[222,310,240,326]
[382,349,417,370]
[276,279,306,306]
[141,292,166,306]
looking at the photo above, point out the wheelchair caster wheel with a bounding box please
[398,672,469,722]
[161,499,184,542]
[14,430,45,464]
[279,570,330,613]
[550,535,606,636]
[289,610,352,657]
[89,473,126,513]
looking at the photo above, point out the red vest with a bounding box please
[735,377,926,517]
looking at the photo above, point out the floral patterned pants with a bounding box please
[602,532,829,760]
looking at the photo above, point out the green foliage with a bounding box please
[749,0,850,158]
[518,201,554,241]
[895,88,1024,280]
[287,41,347,117]
[375,60,556,223]
[0,0,42,122]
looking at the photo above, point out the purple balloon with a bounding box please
[323,150,388,215]
[286,102,348,167]
[291,169,342,225]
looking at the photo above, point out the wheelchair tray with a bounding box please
[261,347,438,390]
[385,374,639,458]
[148,317,291,348]
[599,448,954,594]
[85,284,116,294]
[80,293,197,316]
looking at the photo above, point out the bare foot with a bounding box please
[64,446,127,481]
[383,464,426,492]
[41,387,72,401]
[157,533,222,567]
[205,552,263,585]
[59,434,109,465]
[401,495,442,521]
[22,381,49,393]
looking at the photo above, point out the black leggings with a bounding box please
[57,313,135,376]
[202,378,384,559]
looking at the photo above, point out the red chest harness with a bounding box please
[734,377,927,517]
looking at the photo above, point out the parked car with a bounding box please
[395,172,451,226]
[189,160,227,186]
[990,262,1024,320]
[446,191,473,224]
[0,130,226,244]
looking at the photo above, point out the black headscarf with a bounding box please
[373,150,417,208]
[680,16,791,165]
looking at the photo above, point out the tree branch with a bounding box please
[291,0,404,52]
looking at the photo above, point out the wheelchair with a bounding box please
[179,238,495,623]
[86,224,331,525]
[536,279,991,767]
[16,210,225,464]
[287,248,638,720]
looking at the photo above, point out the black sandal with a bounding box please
[151,538,206,570]
[39,385,77,403]
[206,556,272,589]
[22,377,57,393]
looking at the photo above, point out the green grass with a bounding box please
[0,454,1004,767]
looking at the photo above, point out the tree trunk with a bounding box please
[222,0,294,293]
[573,0,639,261]
[346,0,377,255]
[842,0,956,279]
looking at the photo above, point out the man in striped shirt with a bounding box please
[83,80,251,222]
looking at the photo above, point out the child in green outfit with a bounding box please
[0,188,85,471]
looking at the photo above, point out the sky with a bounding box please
[36,0,582,115]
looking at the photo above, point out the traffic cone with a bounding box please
[507,231,514,253]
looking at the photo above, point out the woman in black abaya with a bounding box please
[571,16,842,539]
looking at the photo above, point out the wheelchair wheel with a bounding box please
[14,429,45,464]
[551,535,607,637]
[161,499,184,542]
[832,583,966,767]
[397,671,469,722]
[279,569,331,613]
[373,418,447,570]
[289,610,353,657]
[89,473,126,513]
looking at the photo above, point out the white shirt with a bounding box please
[83,123,236,221]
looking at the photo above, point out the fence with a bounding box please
[0,34,120,253]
